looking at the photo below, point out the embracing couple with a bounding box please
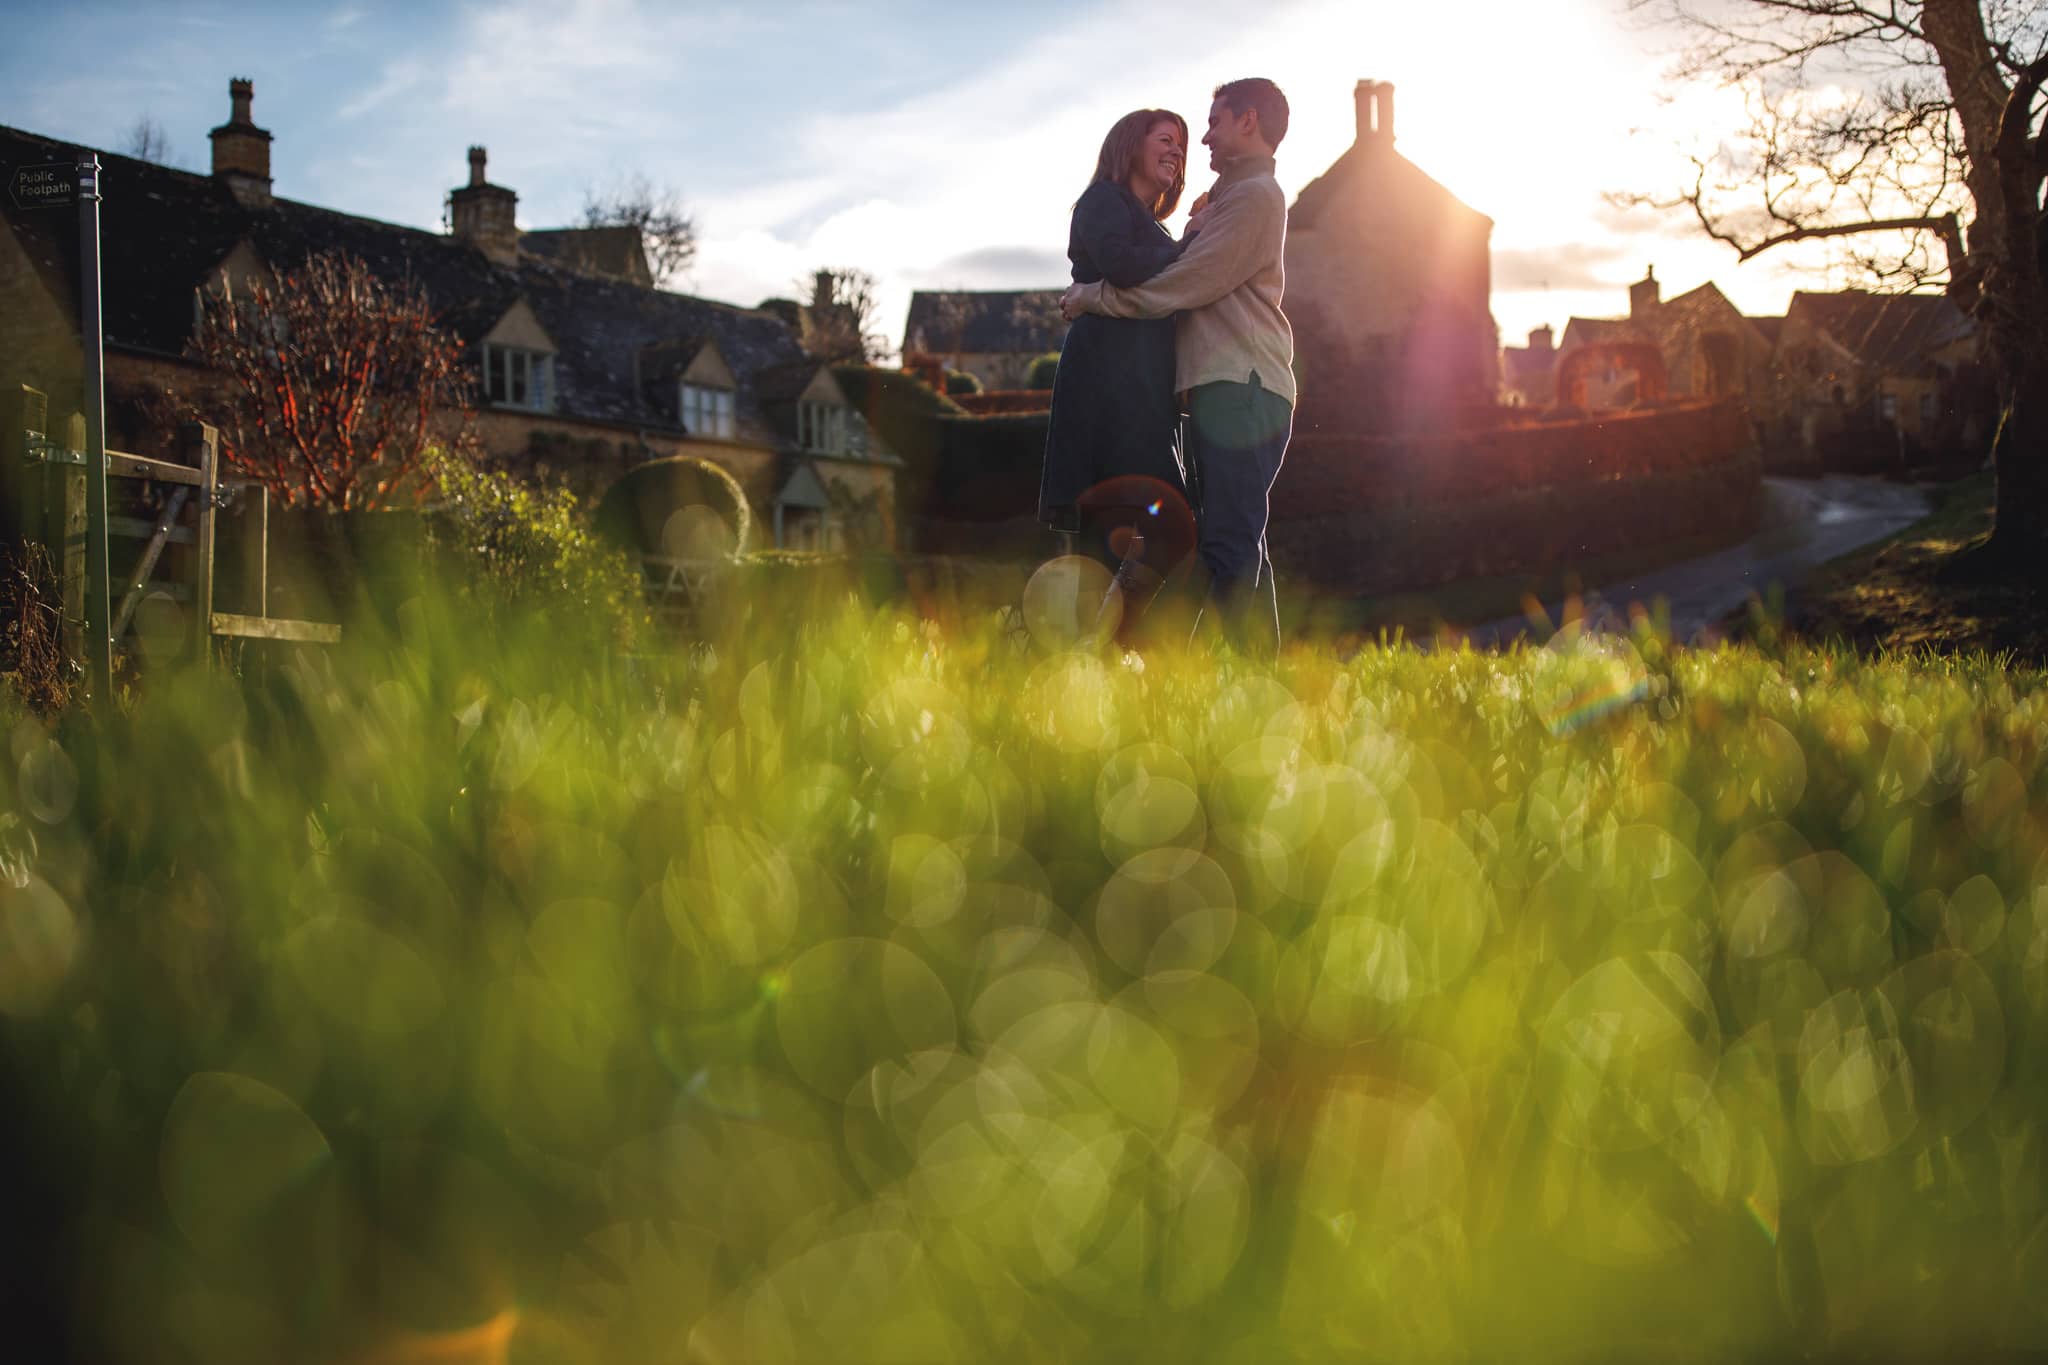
[1043,77,1295,657]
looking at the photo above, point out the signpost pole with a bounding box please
[76,152,112,704]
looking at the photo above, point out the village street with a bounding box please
[1464,473,1938,647]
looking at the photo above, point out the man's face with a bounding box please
[1202,95,1255,168]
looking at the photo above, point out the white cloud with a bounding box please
[337,57,429,119]
[290,0,1815,352]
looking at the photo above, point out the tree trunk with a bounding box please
[1988,340,2048,556]
[1922,0,2010,250]
[1923,0,2044,556]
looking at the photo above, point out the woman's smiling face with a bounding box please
[1135,120,1185,195]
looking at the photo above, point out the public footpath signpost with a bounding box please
[6,156,113,703]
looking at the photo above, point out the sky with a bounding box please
[0,0,1869,356]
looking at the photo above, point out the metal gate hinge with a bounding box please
[22,435,86,468]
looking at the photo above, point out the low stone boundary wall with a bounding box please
[1272,400,1761,594]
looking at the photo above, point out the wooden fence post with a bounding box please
[183,422,219,669]
[6,390,96,667]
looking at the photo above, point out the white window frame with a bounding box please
[484,343,555,412]
[681,382,735,439]
[798,400,848,454]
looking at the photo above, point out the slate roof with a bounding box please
[1561,282,1772,358]
[1,121,814,446]
[1559,315,1635,351]
[1785,291,1971,373]
[752,358,828,405]
[903,289,1067,355]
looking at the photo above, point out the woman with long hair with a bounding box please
[1038,108,1200,640]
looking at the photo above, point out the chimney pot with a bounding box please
[210,77,273,208]
[1630,266,1661,320]
[1355,79,1395,148]
[451,146,518,263]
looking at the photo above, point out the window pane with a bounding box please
[511,352,530,406]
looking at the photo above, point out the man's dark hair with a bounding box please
[1213,77,1289,149]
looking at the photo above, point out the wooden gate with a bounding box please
[6,383,339,678]
[639,554,728,635]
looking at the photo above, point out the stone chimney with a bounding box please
[1630,266,1660,320]
[449,146,519,264]
[208,77,273,209]
[1528,325,1554,352]
[1355,80,1396,150]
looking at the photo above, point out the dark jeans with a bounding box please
[1184,375,1293,654]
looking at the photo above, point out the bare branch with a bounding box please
[1731,210,1966,260]
[581,174,698,287]
[122,115,173,166]
[159,251,478,511]
[1997,51,2048,155]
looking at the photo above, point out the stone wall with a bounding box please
[0,222,84,409]
[1272,400,1761,594]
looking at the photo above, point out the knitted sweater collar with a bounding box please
[1213,155,1277,190]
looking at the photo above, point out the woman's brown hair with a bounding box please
[1088,108,1187,221]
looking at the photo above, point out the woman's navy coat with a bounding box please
[1038,181,1186,524]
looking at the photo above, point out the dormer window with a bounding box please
[798,400,848,454]
[682,382,734,439]
[484,343,554,411]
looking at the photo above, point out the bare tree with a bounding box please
[124,115,173,166]
[164,250,479,510]
[1618,0,2047,557]
[803,266,891,364]
[1008,292,1066,349]
[914,292,976,359]
[580,173,698,287]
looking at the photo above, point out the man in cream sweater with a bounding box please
[1062,77,1295,655]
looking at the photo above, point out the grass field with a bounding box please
[3,572,2046,1363]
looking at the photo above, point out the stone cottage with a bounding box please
[1771,289,1983,465]
[1284,81,1499,433]
[1557,268,1778,418]
[901,289,1067,392]
[0,80,900,551]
